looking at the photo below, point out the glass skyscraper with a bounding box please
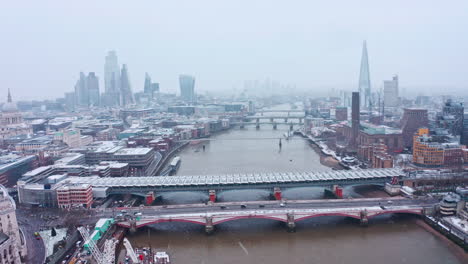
[179,74,196,103]
[358,41,371,109]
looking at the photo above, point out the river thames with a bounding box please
[128,124,464,264]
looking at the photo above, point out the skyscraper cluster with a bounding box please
[100,51,135,107]
[74,72,100,107]
[143,73,160,100]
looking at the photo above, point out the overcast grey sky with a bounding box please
[1,0,467,100]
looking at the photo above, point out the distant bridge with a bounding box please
[256,109,305,113]
[66,168,404,195]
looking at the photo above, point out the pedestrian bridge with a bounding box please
[66,168,404,194]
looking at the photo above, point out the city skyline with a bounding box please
[1,1,468,100]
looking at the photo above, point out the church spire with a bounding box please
[7,88,12,103]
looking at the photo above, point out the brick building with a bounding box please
[56,183,93,209]
[358,142,393,168]
[401,108,428,148]
[413,128,466,167]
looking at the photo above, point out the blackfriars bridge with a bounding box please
[114,197,437,233]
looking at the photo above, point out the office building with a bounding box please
[335,107,348,121]
[413,128,466,167]
[401,108,429,148]
[179,74,196,103]
[143,73,160,100]
[64,92,75,110]
[462,113,468,145]
[358,41,371,109]
[383,75,399,107]
[103,51,121,107]
[56,183,93,209]
[87,72,100,106]
[120,64,134,106]
[104,51,120,94]
[440,99,464,136]
[144,73,152,95]
[74,72,88,106]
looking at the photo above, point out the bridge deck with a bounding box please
[67,168,403,190]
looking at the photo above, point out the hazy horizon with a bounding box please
[1,0,468,101]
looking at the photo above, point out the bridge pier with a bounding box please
[273,187,282,200]
[129,219,137,233]
[284,118,288,123]
[273,123,277,130]
[289,123,293,131]
[299,118,302,125]
[256,118,260,129]
[333,185,343,199]
[270,118,274,122]
[360,210,368,227]
[287,213,296,232]
[145,191,155,205]
[240,122,244,129]
[209,190,216,203]
[205,216,214,235]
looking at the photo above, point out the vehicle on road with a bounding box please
[280,203,286,207]
[259,204,265,208]
[240,204,247,209]
[220,206,227,210]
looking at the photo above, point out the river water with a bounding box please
[128,114,464,263]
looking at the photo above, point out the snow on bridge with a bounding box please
[66,168,404,192]
[116,205,424,229]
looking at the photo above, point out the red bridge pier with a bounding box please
[273,187,282,200]
[145,191,155,205]
[209,190,216,203]
[333,185,343,199]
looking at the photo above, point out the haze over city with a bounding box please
[1,1,468,264]
[1,0,468,100]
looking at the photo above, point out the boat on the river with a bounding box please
[155,252,171,264]
[169,156,181,174]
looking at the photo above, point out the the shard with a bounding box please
[358,41,371,108]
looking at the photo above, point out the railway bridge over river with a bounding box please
[66,168,405,199]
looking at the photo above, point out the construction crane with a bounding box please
[123,237,140,263]
[102,238,118,264]
[78,226,104,264]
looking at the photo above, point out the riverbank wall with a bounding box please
[422,216,468,252]
[154,142,189,175]
[297,132,346,170]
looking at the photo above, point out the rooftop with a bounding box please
[114,148,153,156]
[0,154,36,174]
